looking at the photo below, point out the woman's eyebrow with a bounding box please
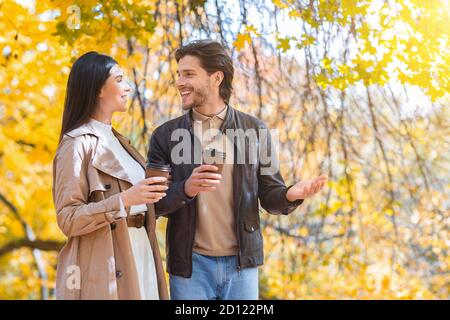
[114,74,123,79]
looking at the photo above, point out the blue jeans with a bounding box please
[170,252,259,300]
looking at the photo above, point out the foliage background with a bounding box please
[0,0,448,299]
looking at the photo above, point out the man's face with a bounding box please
[176,55,214,110]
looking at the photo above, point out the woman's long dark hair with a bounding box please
[59,51,117,142]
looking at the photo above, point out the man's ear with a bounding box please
[214,71,224,87]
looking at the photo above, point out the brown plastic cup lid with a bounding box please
[146,162,171,172]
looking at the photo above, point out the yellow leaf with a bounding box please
[233,33,252,51]
[277,37,291,52]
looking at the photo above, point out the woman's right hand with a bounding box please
[120,177,168,207]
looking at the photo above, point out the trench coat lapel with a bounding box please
[66,121,145,185]
[112,128,146,169]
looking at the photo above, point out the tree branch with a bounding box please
[0,239,64,258]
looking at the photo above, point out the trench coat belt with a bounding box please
[126,213,146,228]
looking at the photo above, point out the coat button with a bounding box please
[105,184,111,190]
[181,201,186,205]
[110,222,116,230]
[250,226,255,232]
[116,270,122,278]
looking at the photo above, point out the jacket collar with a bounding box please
[65,121,146,184]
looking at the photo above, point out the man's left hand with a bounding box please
[286,175,328,201]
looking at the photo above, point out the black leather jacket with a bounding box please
[147,106,303,277]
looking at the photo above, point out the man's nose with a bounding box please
[175,76,184,88]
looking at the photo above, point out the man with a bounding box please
[147,40,328,300]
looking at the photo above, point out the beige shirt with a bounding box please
[191,105,238,256]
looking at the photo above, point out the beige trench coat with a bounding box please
[52,121,169,300]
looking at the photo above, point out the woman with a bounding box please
[53,51,169,299]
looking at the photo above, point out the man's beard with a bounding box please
[181,84,210,110]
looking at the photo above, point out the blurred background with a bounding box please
[0,0,448,299]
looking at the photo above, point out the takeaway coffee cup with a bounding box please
[202,149,226,174]
[145,162,171,188]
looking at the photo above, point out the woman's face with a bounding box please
[98,65,131,114]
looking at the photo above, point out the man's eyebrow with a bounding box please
[179,69,196,73]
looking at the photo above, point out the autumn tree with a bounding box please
[0,0,448,299]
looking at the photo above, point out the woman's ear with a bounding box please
[98,87,104,99]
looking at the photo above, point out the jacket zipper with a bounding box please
[235,166,243,273]
[189,125,196,277]
[232,127,242,273]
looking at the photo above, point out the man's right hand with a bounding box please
[184,164,222,198]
